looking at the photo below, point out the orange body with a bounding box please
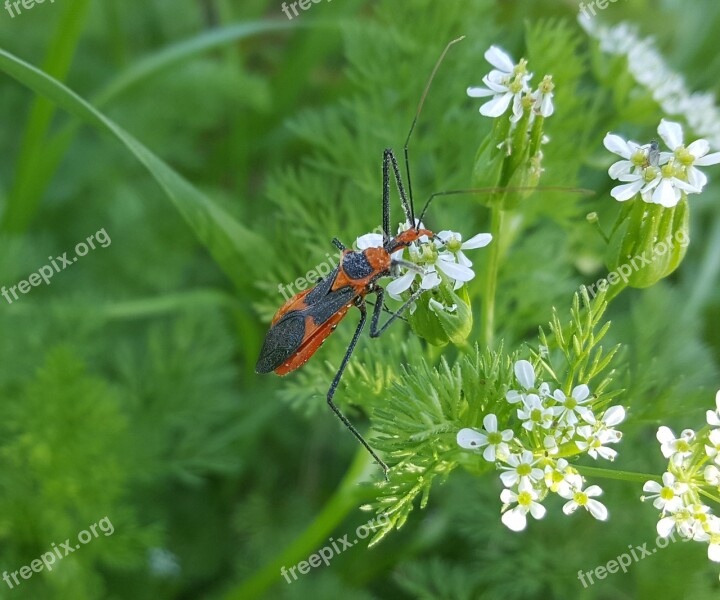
[256,228,434,376]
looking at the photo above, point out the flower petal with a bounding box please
[687,166,708,191]
[694,151,720,166]
[420,270,441,290]
[355,233,384,249]
[485,45,515,72]
[602,406,626,426]
[461,232,493,249]
[611,179,644,201]
[483,413,498,433]
[529,502,546,520]
[514,360,535,389]
[603,133,632,158]
[457,428,487,449]
[562,500,578,515]
[656,517,675,538]
[436,257,475,282]
[572,384,590,402]
[501,507,528,532]
[658,119,684,149]
[687,138,710,158]
[482,444,497,462]
[643,480,662,494]
[386,270,416,300]
[651,178,679,207]
[586,499,608,520]
[480,92,513,117]
[467,86,496,98]
[608,159,634,179]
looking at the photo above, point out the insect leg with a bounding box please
[326,300,389,479]
[364,298,409,324]
[369,285,425,338]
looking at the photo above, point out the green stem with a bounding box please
[224,449,374,600]
[575,465,660,484]
[481,207,505,348]
[699,488,720,506]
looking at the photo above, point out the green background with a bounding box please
[0,0,719,598]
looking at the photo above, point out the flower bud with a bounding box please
[408,283,473,346]
[605,197,689,288]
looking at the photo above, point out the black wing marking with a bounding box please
[307,285,355,325]
[255,312,306,374]
[255,285,357,374]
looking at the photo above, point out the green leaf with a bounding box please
[0,46,261,288]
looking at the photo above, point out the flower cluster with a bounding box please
[465,45,554,208]
[579,17,720,149]
[356,223,492,302]
[641,390,720,564]
[467,45,554,123]
[604,120,720,207]
[457,360,625,531]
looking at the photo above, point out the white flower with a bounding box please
[552,384,594,425]
[684,504,713,541]
[517,394,554,431]
[705,465,720,486]
[559,483,608,520]
[595,405,626,444]
[456,414,513,462]
[657,426,695,466]
[706,390,720,427]
[706,518,720,563]
[657,119,720,191]
[641,472,688,514]
[604,133,649,179]
[610,170,651,202]
[500,480,546,531]
[531,75,555,117]
[544,458,581,496]
[705,429,720,465]
[355,232,385,249]
[639,161,698,207]
[582,19,720,150]
[542,433,560,455]
[575,425,618,461]
[499,450,543,488]
[386,228,491,298]
[506,360,550,404]
[467,46,532,120]
[657,506,693,539]
[435,230,492,268]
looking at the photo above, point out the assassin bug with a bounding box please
[256,38,588,477]
[256,38,468,478]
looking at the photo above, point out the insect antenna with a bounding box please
[416,186,596,225]
[404,36,466,230]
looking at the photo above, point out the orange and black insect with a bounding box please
[256,39,467,478]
